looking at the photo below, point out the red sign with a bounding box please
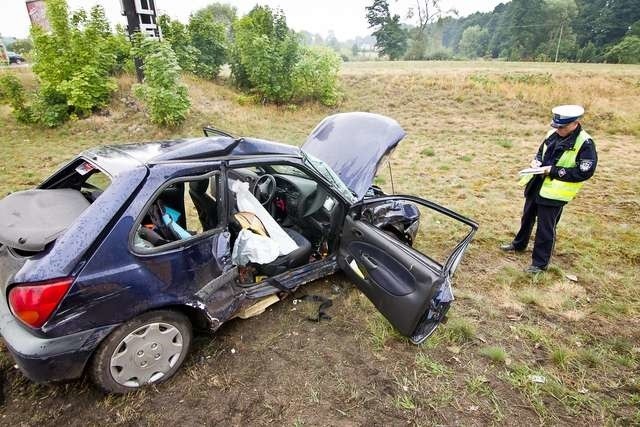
[25,0,51,32]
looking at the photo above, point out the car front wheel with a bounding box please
[90,310,192,394]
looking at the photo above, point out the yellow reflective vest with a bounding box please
[519,129,591,202]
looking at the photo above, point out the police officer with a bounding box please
[501,105,598,274]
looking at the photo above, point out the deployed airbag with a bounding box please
[230,180,297,256]
[0,189,90,251]
[232,229,280,266]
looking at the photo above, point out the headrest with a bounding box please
[189,180,209,195]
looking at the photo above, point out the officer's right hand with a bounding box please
[530,159,542,168]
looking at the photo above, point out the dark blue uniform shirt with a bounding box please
[525,124,598,206]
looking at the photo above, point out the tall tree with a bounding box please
[458,25,488,58]
[230,6,300,101]
[157,15,198,72]
[195,2,237,40]
[187,8,227,78]
[406,0,456,56]
[485,0,549,59]
[366,0,408,60]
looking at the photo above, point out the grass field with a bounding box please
[1,60,639,425]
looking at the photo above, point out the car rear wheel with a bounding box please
[90,310,192,394]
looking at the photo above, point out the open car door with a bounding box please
[338,195,478,344]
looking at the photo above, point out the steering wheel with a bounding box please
[251,174,277,206]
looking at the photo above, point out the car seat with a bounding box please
[231,211,312,276]
[258,228,312,276]
[188,180,218,230]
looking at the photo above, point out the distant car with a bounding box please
[7,51,25,65]
[0,112,477,393]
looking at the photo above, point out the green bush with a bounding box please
[230,6,341,106]
[159,10,229,79]
[107,25,133,75]
[292,47,341,106]
[0,74,33,123]
[31,85,69,127]
[188,9,227,79]
[133,39,190,127]
[158,15,198,73]
[425,49,454,61]
[27,0,122,126]
[230,6,300,103]
[606,36,640,64]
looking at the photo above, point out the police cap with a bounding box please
[551,105,584,128]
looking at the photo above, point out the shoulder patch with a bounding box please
[579,160,593,172]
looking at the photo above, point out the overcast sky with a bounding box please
[1,0,505,41]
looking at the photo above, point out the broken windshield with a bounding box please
[301,151,357,203]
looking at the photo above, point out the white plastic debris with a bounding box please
[528,374,546,384]
[231,229,279,266]
[230,180,297,256]
[230,348,236,354]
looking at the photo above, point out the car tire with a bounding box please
[89,310,192,394]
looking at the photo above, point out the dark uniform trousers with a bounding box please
[512,197,563,268]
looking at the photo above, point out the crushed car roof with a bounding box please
[83,136,301,171]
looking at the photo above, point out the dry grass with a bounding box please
[1,60,639,425]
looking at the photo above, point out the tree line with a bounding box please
[367,0,640,63]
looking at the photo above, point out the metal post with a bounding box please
[554,21,564,63]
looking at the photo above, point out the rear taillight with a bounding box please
[8,277,73,328]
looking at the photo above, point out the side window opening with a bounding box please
[134,174,220,251]
[361,198,474,269]
[225,162,344,284]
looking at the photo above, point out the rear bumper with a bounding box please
[0,297,117,383]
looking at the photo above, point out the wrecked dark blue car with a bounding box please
[0,113,477,393]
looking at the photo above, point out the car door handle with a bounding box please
[353,229,363,238]
[361,253,378,270]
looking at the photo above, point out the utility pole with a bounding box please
[120,0,161,82]
[554,21,564,63]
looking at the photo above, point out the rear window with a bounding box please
[41,158,112,203]
[73,160,112,202]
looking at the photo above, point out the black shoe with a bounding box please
[500,243,524,252]
[524,265,546,275]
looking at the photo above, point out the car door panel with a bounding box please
[339,216,441,336]
[339,195,477,343]
[349,241,416,296]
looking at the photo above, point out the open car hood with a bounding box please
[302,112,406,200]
